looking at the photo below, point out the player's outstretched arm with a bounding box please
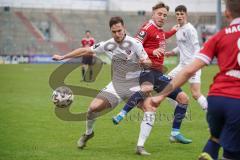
[165,24,180,39]
[152,58,206,104]
[52,47,94,61]
[165,51,176,57]
[171,24,180,31]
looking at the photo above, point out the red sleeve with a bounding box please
[81,39,85,46]
[144,48,154,55]
[165,29,177,39]
[90,39,95,46]
[195,34,219,64]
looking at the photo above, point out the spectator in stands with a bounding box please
[81,30,95,82]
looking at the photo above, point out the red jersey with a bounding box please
[135,20,176,68]
[196,18,240,99]
[81,37,95,47]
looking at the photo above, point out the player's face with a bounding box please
[175,11,187,26]
[152,7,168,28]
[85,32,91,38]
[224,8,234,22]
[110,23,126,43]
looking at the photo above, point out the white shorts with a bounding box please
[96,81,141,108]
[168,64,202,84]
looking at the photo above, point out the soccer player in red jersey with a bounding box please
[113,2,192,155]
[81,30,95,81]
[151,0,240,159]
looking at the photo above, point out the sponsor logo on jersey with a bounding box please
[93,43,100,49]
[125,50,131,55]
[137,31,146,40]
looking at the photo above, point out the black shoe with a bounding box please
[77,132,94,149]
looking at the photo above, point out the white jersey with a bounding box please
[173,23,200,65]
[91,35,148,82]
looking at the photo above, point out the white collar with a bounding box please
[230,17,240,25]
[180,22,189,29]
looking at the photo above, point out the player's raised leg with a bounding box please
[112,90,147,124]
[112,71,153,124]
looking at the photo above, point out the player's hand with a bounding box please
[164,51,175,57]
[151,95,165,106]
[52,54,64,61]
[139,58,145,65]
[153,48,164,58]
[139,58,151,69]
[172,24,180,31]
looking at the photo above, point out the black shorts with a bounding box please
[82,55,93,65]
[139,69,182,100]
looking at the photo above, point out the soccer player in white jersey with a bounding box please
[165,5,208,110]
[52,16,152,151]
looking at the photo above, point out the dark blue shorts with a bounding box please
[207,96,240,152]
[140,70,182,100]
[82,55,93,65]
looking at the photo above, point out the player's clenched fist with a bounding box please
[52,54,64,61]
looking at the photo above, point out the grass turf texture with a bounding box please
[0,64,218,160]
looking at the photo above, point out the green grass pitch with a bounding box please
[0,64,219,160]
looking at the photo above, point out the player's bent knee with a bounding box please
[141,82,154,93]
[142,98,158,112]
[87,109,98,120]
[176,92,189,104]
[89,97,110,112]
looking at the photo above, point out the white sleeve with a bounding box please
[172,47,180,54]
[134,40,149,59]
[188,28,200,54]
[90,42,105,54]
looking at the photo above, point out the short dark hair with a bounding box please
[152,2,169,12]
[109,16,124,28]
[225,0,240,18]
[175,5,187,13]
[85,30,91,33]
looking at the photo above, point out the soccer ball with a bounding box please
[52,86,74,108]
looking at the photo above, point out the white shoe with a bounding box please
[136,146,151,156]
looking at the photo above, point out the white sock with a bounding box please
[86,119,95,135]
[167,97,178,108]
[85,110,98,135]
[197,95,208,110]
[137,112,155,146]
[171,128,180,136]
